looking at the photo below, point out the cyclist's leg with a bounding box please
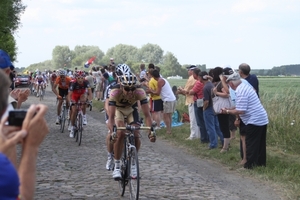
[80,94,87,124]
[57,88,63,115]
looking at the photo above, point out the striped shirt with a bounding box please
[235,82,268,126]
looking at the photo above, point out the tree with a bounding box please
[52,46,72,69]
[73,45,104,67]
[105,44,138,64]
[160,52,183,77]
[138,43,163,64]
[0,0,26,61]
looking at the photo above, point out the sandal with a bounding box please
[220,148,228,153]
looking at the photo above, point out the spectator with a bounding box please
[0,50,30,117]
[138,63,147,81]
[85,70,96,96]
[146,69,163,129]
[9,69,16,90]
[222,72,268,169]
[238,63,259,97]
[0,68,50,200]
[212,67,231,153]
[149,69,176,134]
[189,68,209,143]
[199,71,224,149]
[92,66,103,100]
[177,65,200,140]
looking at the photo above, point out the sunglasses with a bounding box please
[124,87,136,92]
[60,76,65,78]
[77,77,85,80]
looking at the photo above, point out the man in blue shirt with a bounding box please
[238,63,259,97]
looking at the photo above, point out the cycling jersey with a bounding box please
[69,80,90,102]
[50,73,57,82]
[55,76,72,89]
[109,86,148,108]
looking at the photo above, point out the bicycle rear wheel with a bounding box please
[129,147,139,200]
[78,114,83,146]
[60,107,66,133]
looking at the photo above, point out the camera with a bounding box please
[8,110,27,126]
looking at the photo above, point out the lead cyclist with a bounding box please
[107,70,156,179]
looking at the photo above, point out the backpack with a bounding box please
[172,109,180,123]
[181,112,190,123]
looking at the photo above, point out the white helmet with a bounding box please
[116,64,131,76]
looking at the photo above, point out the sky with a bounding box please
[14,0,300,69]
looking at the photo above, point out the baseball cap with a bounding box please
[223,67,234,77]
[0,50,13,69]
[199,71,209,80]
[226,72,240,82]
[187,65,197,70]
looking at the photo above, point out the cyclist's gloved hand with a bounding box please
[148,131,156,143]
[110,132,118,143]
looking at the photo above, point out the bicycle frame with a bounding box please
[113,124,155,200]
[73,102,85,146]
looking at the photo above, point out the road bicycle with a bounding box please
[37,84,45,101]
[111,122,156,200]
[59,96,68,133]
[72,101,91,146]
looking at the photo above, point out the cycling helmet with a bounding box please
[58,69,66,76]
[120,72,137,87]
[75,70,85,78]
[116,64,131,76]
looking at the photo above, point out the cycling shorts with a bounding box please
[58,88,69,98]
[115,106,139,125]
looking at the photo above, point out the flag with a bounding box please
[84,56,96,68]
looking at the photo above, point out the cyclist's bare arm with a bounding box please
[87,88,93,101]
[52,83,59,97]
[140,102,153,128]
[107,103,116,134]
[68,91,73,100]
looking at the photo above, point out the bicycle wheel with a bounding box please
[129,147,139,200]
[39,88,43,101]
[60,106,66,133]
[78,113,83,146]
[118,143,127,196]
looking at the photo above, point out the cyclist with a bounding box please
[52,69,72,124]
[107,71,156,179]
[68,70,92,138]
[35,71,47,97]
[49,70,57,89]
[104,64,126,170]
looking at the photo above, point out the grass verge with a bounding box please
[155,124,300,200]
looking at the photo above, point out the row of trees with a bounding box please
[0,0,26,61]
[26,43,206,79]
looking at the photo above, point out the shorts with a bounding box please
[115,106,139,124]
[58,88,69,98]
[71,93,86,103]
[95,82,101,92]
[229,114,237,131]
[150,99,163,112]
[163,101,176,114]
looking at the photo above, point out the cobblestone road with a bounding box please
[20,88,281,200]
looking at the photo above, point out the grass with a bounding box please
[93,77,300,199]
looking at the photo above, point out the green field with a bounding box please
[164,77,300,198]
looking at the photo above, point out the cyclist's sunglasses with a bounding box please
[123,87,136,92]
[76,77,85,80]
[60,75,65,78]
